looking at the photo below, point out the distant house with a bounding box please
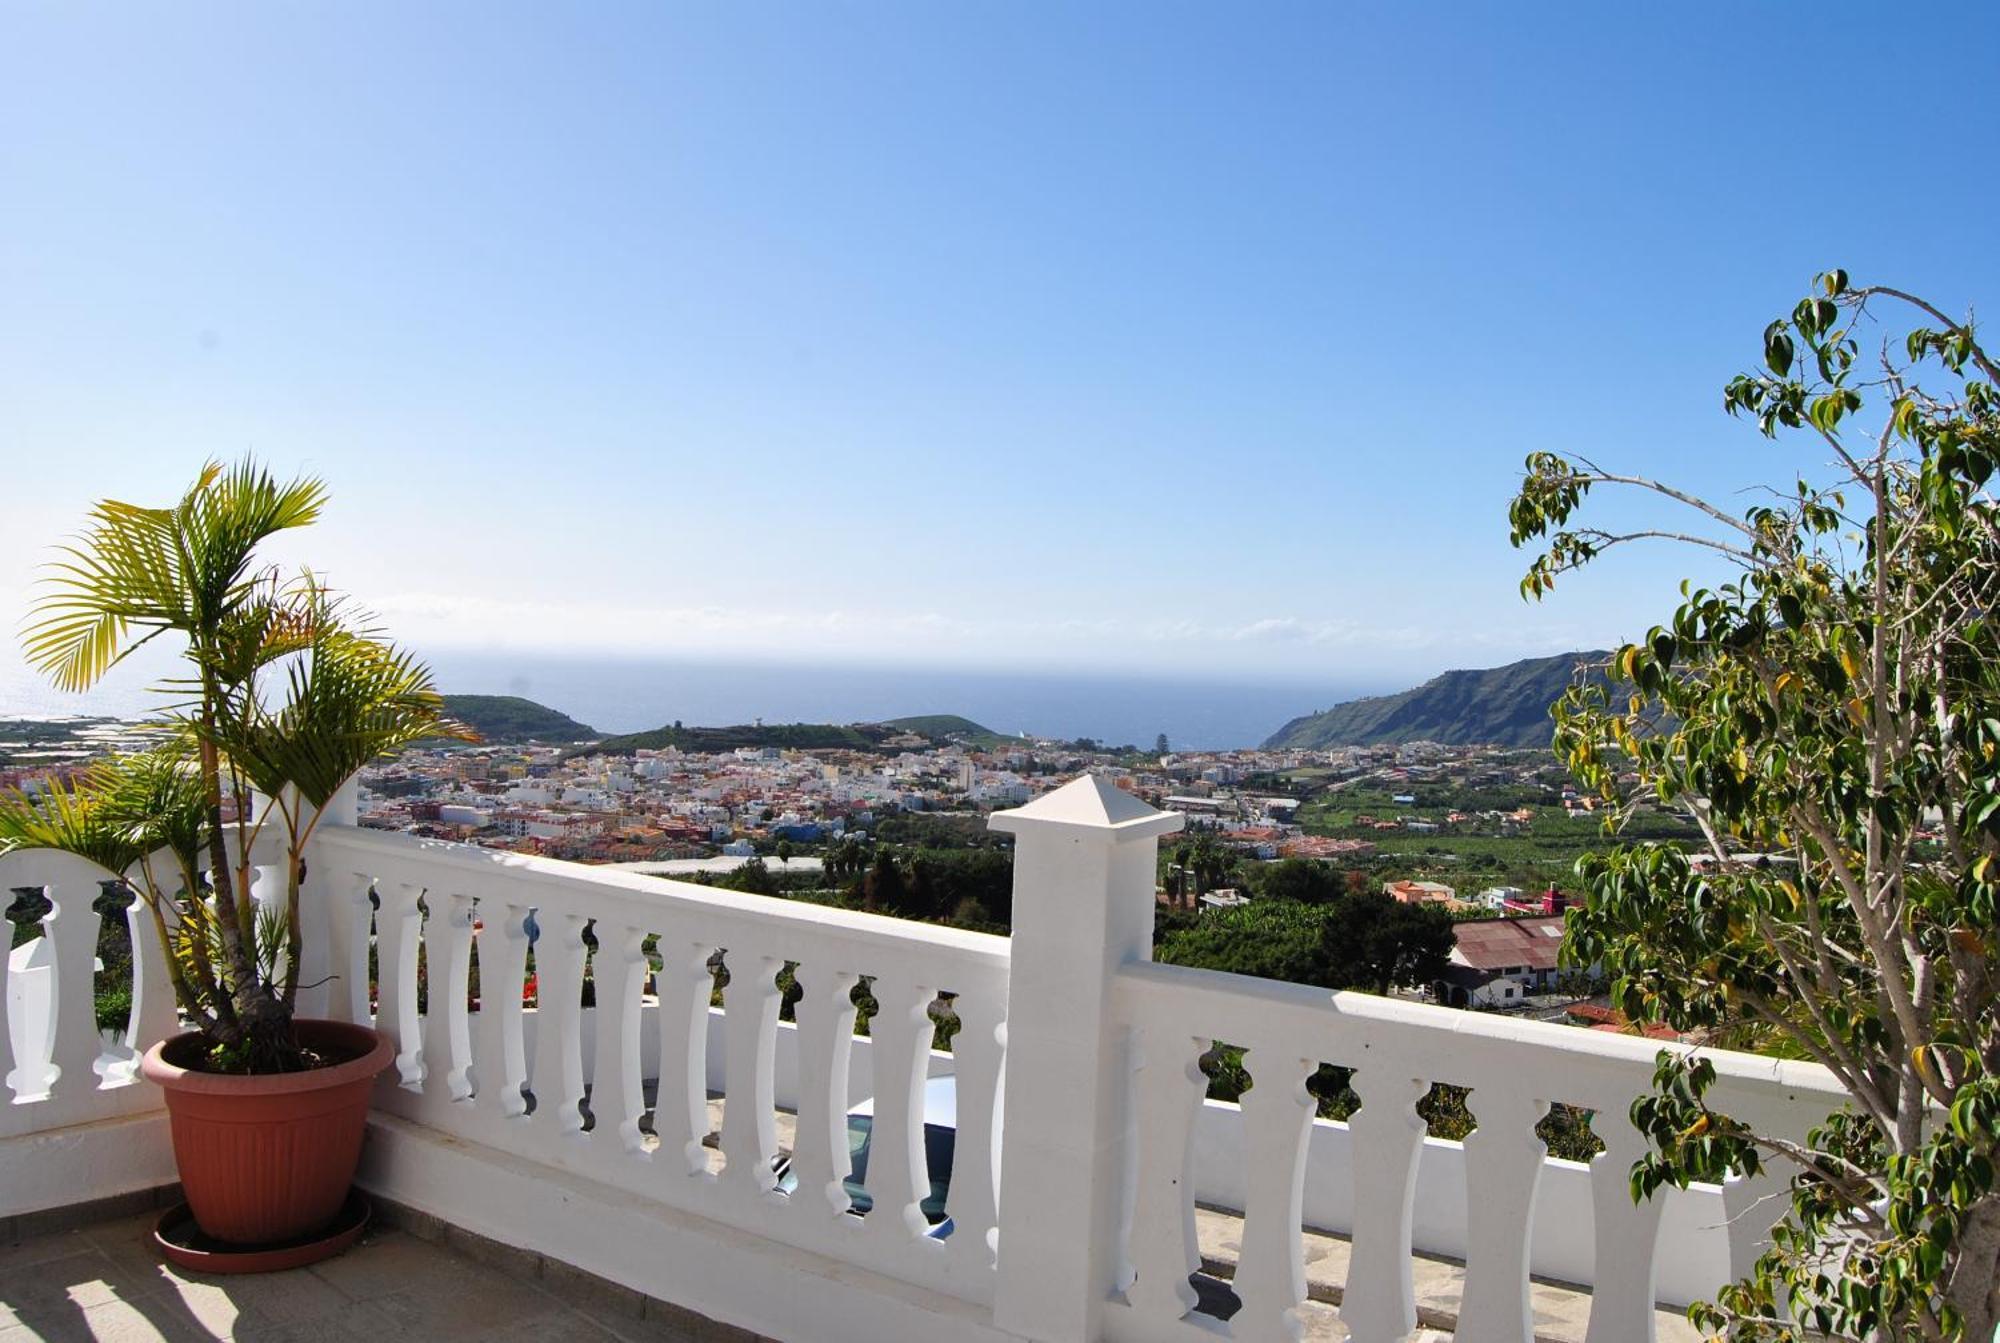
[1501,884,1572,917]
[1439,914,1569,1008]
[1382,879,1458,908]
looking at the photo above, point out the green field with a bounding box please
[1291,779,1695,890]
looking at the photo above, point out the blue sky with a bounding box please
[4,3,1997,706]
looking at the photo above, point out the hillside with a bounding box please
[574,713,1009,759]
[1261,651,1613,750]
[441,695,597,744]
[883,715,1016,749]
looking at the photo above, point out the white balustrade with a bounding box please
[717,943,782,1195]
[1,778,1854,1343]
[652,927,716,1176]
[375,880,424,1087]
[1584,1112,1669,1343]
[1231,1048,1316,1342]
[1457,1085,1551,1343]
[306,824,1013,1306]
[1124,1025,1210,1326]
[0,835,277,1143]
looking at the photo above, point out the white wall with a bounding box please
[0,1111,176,1219]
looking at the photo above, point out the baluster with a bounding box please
[1233,1048,1316,1342]
[718,947,783,1197]
[1342,1066,1428,1343]
[1721,1163,1789,1285]
[530,910,588,1137]
[944,987,1006,1275]
[47,876,105,1094]
[126,854,185,1060]
[330,874,375,1024]
[375,881,425,1087]
[654,935,715,1177]
[423,892,475,1101]
[472,899,531,1119]
[588,920,648,1156]
[861,974,935,1243]
[1584,1111,1666,1343]
[1458,1084,1551,1343]
[0,887,16,1098]
[791,962,860,1219]
[1124,1026,1209,1323]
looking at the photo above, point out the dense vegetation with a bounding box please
[1263,650,1614,749]
[439,694,597,743]
[701,844,1014,931]
[1285,778,1698,895]
[1154,889,1454,994]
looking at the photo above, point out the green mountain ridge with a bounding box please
[569,713,1010,759]
[441,695,598,743]
[1262,651,1614,750]
[881,715,1018,749]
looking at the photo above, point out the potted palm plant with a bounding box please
[0,460,466,1261]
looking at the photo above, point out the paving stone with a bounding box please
[14,1296,212,1343]
[295,1232,445,1303]
[226,1300,402,1342]
[0,1215,724,1343]
[0,1250,161,1326]
[489,1312,627,1343]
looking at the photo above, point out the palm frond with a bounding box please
[216,607,468,811]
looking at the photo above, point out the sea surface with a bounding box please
[0,652,1378,752]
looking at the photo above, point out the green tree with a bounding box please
[723,856,777,896]
[863,847,908,913]
[1255,857,1345,905]
[1186,831,1234,896]
[1157,892,1453,995]
[1510,274,2000,1339]
[1316,892,1455,993]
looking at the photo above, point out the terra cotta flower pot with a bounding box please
[140,1018,392,1246]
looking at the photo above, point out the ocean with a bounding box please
[1,651,1376,752]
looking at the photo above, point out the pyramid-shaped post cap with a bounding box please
[988,774,1185,844]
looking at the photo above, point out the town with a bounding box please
[343,723,1698,1025]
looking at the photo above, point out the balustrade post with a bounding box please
[293,779,357,1021]
[987,775,1182,1343]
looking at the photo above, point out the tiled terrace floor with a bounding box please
[0,1210,729,1343]
[0,1202,1696,1343]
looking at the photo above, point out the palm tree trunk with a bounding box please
[198,689,291,1064]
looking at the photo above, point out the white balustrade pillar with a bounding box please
[988,775,1182,1343]
[294,779,358,1021]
